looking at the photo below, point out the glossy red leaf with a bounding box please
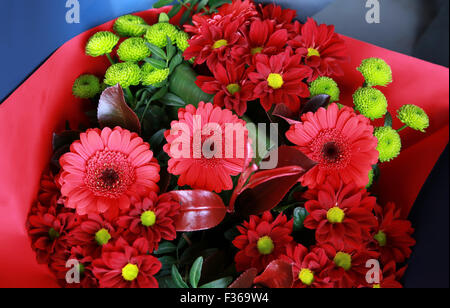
[300,94,331,116]
[254,259,294,288]
[171,190,227,232]
[97,84,141,134]
[272,103,301,125]
[228,268,258,288]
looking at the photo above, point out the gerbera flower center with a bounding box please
[48,227,60,240]
[213,39,228,49]
[251,46,263,55]
[299,268,315,286]
[327,206,345,223]
[334,252,352,271]
[267,73,284,89]
[310,129,351,170]
[95,228,111,246]
[141,210,157,227]
[85,150,136,199]
[122,263,139,281]
[226,83,241,95]
[307,47,321,57]
[374,230,387,247]
[257,236,275,255]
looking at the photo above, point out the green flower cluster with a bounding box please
[117,37,151,62]
[374,126,402,163]
[141,63,170,86]
[72,74,101,99]
[366,168,374,189]
[397,104,429,132]
[357,58,392,87]
[309,77,340,102]
[85,31,119,57]
[353,87,388,120]
[104,62,141,88]
[175,31,190,52]
[144,22,179,48]
[114,14,148,37]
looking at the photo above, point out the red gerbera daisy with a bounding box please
[288,18,348,81]
[164,102,252,193]
[281,244,334,288]
[232,211,293,272]
[371,202,416,264]
[196,62,254,116]
[286,103,379,188]
[248,50,312,112]
[58,126,160,218]
[116,192,180,252]
[92,237,161,288]
[303,177,377,249]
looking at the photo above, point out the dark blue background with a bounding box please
[0,0,448,288]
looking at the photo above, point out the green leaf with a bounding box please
[157,275,178,288]
[154,242,177,255]
[145,58,167,70]
[168,3,183,18]
[293,207,309,231]
[145,43,167,60]
[166,37,177,61]
[384,111,393,127]
[159,256,177,276]
[161,92,187,107]
[169,53,183,74]
[180,9,192,25]
[151,86,169,102]
[149,128,167,150]
[209,0,232,10]
[189,257,203,288]
[171,265,189,288]
[196,0,209,13]
[199,277,233,288]
[153,0,174,9]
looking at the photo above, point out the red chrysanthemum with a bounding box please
[371,261,406,289]
[116,192,180,252]
[164,102,252,193]
[217,0,258,21]
[288,18,348,81]
[286,103,379,188]
[196,62,254,116]
[183,15,246,68]
[37,168,61,207]
[232,211,293,272]
[303,177,377,249]
[371,202,416,264]
[281,244,334,288]
[92,237,161,288]
[248,50,311,112]
[58,127,160,218]
[259,3,297,27]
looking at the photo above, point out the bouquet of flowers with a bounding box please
[0,0,448,288]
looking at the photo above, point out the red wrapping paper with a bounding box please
[0,8,448,287]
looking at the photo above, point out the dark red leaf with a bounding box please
[97,84,141,134]
[254,259,293,288]
[228,268,258,288]
[272,103,301,125]
[171,190,227,232]
[300,94,331,116]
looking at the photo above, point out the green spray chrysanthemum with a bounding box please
[113,14,148,37]
[175,31,190,52]
[366,168,374,189]
[144,23,179,48]
[397,104,429,132]
[117,38,151,62]
[309,77,340,102]
[72,74,101,99]
[353,87,388,120]
[141,63,170,86]
[85,31,119,57]
[357,58,392,87]
[104,62,141,88]
[374,126,402,162]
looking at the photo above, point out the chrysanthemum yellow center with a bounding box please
[299,268,315,286]
[141,210,157,227]
[95,228,111,246]
[122,263,139,281]
[48,228,60,240]
[226,83,241,95]
[251,46,263,55]
[213,39,228,49]
[307,47,320,57]
[334,252,352,271]
[374,230,387,247]
[257,236,274,255]
[373,284,381,288]
[267,73,284,89]
[327,207,345,223]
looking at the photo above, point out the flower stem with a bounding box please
[396,124,408,132]
[124,87,135,108]
[106,53,115,65]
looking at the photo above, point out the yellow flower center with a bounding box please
[299,268,315,286]
[48,228,60,240]
[257,236,275,255]
[307,47,321,57]
[374,230,387,247]
[327,207,345,223]
[334,252,352,271]
[213,39,228,49]
[251,47,263,55]
[95,228,111,246]
[226,83,241,95]
[267,73,284,89]
[141,210,156,227]
[122,263,139,281]
[373,284,381,288]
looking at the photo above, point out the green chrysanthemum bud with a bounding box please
[353,87,388,120]
[175,31,190,52]
[357,58,393,87]
[117,37,151,62]
[144,23,179,48]
[374,126,402,163]
[309,77,340,102]
[85,31,119,57]
[141,63,170,86]
[113,14,148,37]
[366,168,374,189]
[397,104,429,132]
[72,74,101,99]
[104,62,141,88]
